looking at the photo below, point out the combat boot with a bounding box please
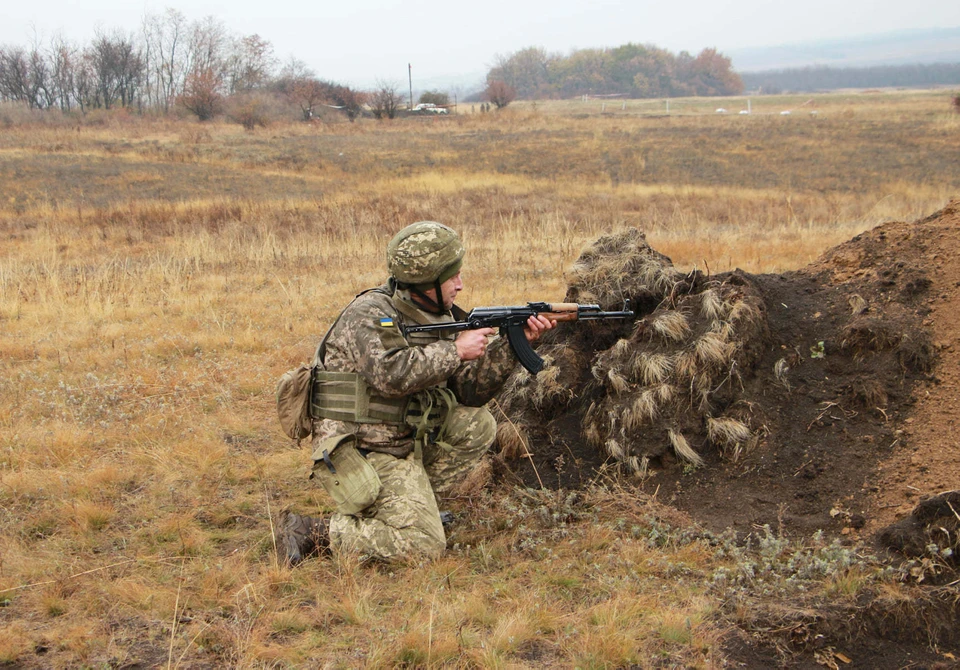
[276,510,329,566]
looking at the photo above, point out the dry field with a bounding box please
[0,90,958,668]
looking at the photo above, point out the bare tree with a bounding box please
[484,79,516,109]
[275,65,335,121]
[370,79,403,119]
[0,47,32,105]
[179,66,222,120]
[226,34,276,94]
[329,85,365,121]
[142,9,189,112]
[186,16,228,85]
[176,16,228,119]
[87,30,145,109]
[73,51,94,112]
[48,35,79,111]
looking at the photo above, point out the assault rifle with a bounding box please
[403,301,634,374]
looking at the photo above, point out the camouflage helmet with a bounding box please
[387,221,464,286]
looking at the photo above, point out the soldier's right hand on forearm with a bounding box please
[455,328,495,361]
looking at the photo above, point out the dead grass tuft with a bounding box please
[607,368,631,394]
[897,332,937,374]
[630,352,675,385]
[706,417,752,445]
[496,421,530,461]
[651,310,691,342]
[728,298,762,325]
[839,317,902,355]
[694,331,735,368]
[70,501,115,534]
[668,429,704,468]
[626,390,660,429]
[700,288,726,321]
[850,378,889,408]
[774,358,791,390]
[849,294,868,315]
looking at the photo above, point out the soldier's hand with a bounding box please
[455,328,495,361]
[524,314,556,343]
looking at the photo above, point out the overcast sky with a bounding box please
[3,0,959,89]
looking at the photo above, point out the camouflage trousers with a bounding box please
[328,405,496,561]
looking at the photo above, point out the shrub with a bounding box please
[419,90,450,107]
[225,92,286,130]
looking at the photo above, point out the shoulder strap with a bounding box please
[313,285,393,367]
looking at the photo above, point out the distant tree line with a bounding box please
[0,10,364,122]
[484,44,744,101]
[741,63,960,93]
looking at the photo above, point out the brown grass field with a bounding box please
[0,89,959,668]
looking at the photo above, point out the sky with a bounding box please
[3,0,960,90]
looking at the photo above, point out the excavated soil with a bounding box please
[496,201,960,668]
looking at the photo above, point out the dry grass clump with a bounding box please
[592,279,765,472]
[839,317,903,355]
[839,313,937,374]
[566,227,681,308]
[848,293,868,315]
[500,228,769,476]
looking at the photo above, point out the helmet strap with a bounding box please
[409,281,447,316]
[394,279,448,315]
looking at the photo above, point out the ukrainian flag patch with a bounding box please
[378,317,395,328]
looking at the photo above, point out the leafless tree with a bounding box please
[226,34,276,94]
[179,66,222,120]
[370,79,403,119]
[48,35,79,111]
[330,85,365,121]
[175,17,228,119]
[186,16,228,85]
[0,47,32,105]
[275,63,335,121]
[484,79,516,109]
[87,30,145,109]
[142,9,189,112]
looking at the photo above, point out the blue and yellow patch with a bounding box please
[378,317,395,328]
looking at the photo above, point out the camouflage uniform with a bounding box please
[314,286,514,560]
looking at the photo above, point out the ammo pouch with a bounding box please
[311,434,382,515]
[276,364,315,441]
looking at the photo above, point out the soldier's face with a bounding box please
[438,272,463,309]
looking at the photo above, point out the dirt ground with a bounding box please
[497,201,960,668]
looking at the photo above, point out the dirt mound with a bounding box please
[497,201,960,559]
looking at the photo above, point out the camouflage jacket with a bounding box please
[313,284,517,456]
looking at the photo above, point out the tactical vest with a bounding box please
[309,287,463,454]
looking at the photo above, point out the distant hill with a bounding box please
[728,27,960,72]
[740,62,960,93]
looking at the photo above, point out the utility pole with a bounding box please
[408,63,413,110]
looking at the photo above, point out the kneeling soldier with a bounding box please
[278,221,554,563]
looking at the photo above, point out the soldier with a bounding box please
[277,221,554,564]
